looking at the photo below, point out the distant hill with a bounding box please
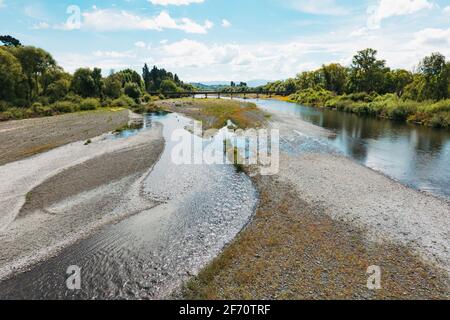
[190,83,229,91]
[191,80,272,90]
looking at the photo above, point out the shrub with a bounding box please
[63,93,83,104]
[101,98,112,108]
[80,98,100,111]
[111,95,136,108]
[51,101,78,113]
[292,88,335,107]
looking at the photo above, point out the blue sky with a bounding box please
[1,0,449,82]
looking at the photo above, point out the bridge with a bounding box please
[148,90,288,99]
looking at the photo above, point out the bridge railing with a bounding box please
[148,91,289,97]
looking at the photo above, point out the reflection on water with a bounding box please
[250,99,450,200]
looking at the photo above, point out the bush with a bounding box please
[111,95,136,108]
[51,101,78,113]
[101,98,112,108]
[63,93,83,104]
[80,98,100,111]
[292,88,335,107]
[124,82,142,100]
[0,100,11,112]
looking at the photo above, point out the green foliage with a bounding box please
[0,47,23,102]
[142,65,187,93]
[111,95,136,108]
[51,101,78,113]
[71,68,103,98]
[0,35,21,47]
[124,82,142,100]
[103,75,122,99]
[160,79,179,93]
[80,98,100,111]
[291,88,335,107]
[348,48,387,93]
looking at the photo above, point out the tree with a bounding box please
[124,82,142,100]
[418,52,449,100]
[348,48,387,93]
[12,46,56,102]
[383,69,413,96]
[0,47,23,102]
[46,78,71,103]
[71,68,101,98]
[0,35,22,47]
[284,79,297,94]
[296,70,323,91]
[160,79,178,92]
[321,63,348,94]
[142,63,151,92]
[103,75,122,99]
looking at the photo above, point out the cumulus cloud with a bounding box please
[367,0,434,29]
[82,9,213,34]
[148,0,204,5]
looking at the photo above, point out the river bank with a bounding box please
[0,109,131,166]
[182,101,450,300]
[0,111,165,281]
[0,112,258,299]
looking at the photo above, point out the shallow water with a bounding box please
[248,98,450,200]
[0,113,258,299]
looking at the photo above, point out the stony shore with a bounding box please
[0,111,164,281]
[0,109,130,166]
[182,104,450,300]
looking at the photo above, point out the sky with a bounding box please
[0,0,450,82]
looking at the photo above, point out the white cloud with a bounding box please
[134,41,146,48]
[221,19,231,28]
[414,28,450,47]
[285,0,348,15]
[444,6,450,14]
[149,0,204,5]
[93,50,136,58]
[82,9,213,34]
[32,22,50,30]
[367,0,434,29]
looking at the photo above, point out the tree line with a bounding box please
[263,48,449,101]
[0,35,193,120]
[262,49,450,128]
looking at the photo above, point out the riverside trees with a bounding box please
[0,36,191,120]
[263,49,450,128]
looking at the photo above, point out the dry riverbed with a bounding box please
[0,108,131,166]
[182,103,450,300]
[0,110,164,281]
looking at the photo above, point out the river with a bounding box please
[248,98,450,201]
[0,113,258,299]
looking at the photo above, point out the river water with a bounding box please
[248,98,450,200]
[0,113,258,299]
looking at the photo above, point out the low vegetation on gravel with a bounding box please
[156,98,268,130]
